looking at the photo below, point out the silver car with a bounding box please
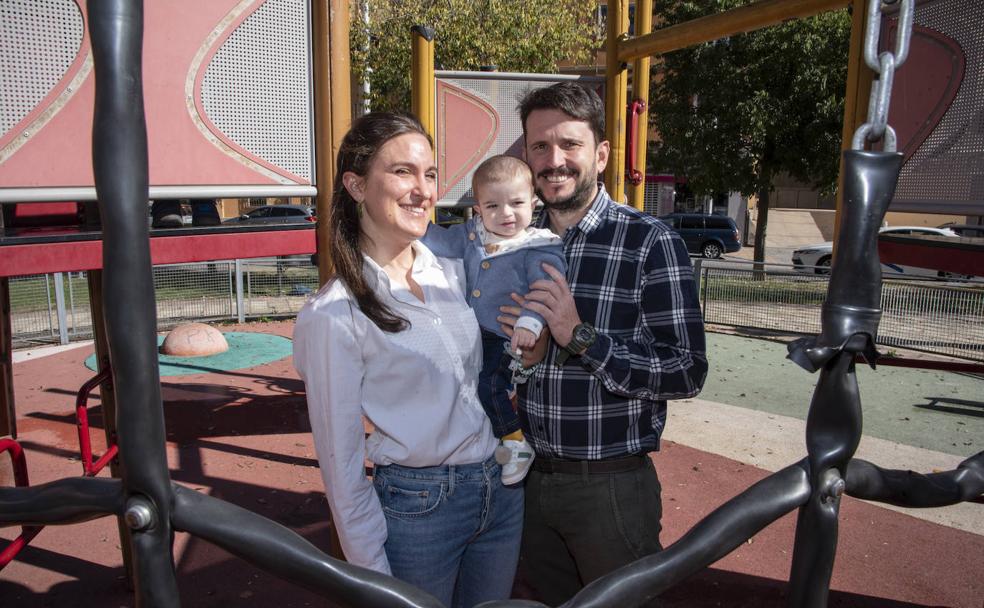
[792,226,959,276]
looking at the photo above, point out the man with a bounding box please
[508,81,708,604]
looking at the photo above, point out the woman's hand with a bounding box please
[498,293,548,367]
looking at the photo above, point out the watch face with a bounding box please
[574,324,595,342]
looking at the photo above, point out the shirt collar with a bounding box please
[577,183,611,236]
[535,182,611,237]
[362,241,440,293]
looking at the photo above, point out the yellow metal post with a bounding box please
[310,1,352,561]
[628,0,653,211]
[312,0,353,286]
[411,26,436,139]
[604,0,631,202]
[832,0,874,259]
[411,25,436,220]
[618,0,849,63]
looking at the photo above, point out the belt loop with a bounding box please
[448,464,456,496]
[580,460,589,483]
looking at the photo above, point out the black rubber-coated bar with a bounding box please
[87,1,179,604]
[551,463,811,608]
[171,484,444,608]
[847,452,984,507]
[788,352,860,608]
[787,149,904,608]
[0,477,124,525]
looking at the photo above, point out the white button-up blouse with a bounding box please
[293,242,497,574]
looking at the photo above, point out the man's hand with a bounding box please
[499,293,548,367]
[510,327,536,354]
[523,263,582,348]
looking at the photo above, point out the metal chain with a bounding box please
[851,0,915,152]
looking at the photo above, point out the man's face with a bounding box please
[524,108,609,212]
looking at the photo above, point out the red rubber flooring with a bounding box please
[2,322,982,607]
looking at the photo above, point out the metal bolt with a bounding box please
[820,468,844,504]
[124,498,155,531]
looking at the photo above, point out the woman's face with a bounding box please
[347,133,437,248]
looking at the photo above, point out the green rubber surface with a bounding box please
[84,332,292,377]
[699,332,983,457]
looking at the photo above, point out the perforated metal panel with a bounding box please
[201,0,313,182]
[0,0,83,137]
[892,0,984,214]
[436,72,603,207]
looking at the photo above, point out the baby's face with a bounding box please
[474,174,535,239]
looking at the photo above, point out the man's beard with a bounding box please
[535,168,597,213]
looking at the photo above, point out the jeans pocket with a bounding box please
[374,474,446,520]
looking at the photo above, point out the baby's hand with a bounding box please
[510,328,537,353]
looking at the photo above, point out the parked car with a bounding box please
[792,226,960,276]
[436,208,464,226]
[939,223,984,238]
[658,213,742,258]
[224,204,315,225]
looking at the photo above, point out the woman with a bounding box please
[293,112,524,607]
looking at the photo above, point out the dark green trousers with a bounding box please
[520,457,663,605]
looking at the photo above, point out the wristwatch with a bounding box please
[554,322,597,367]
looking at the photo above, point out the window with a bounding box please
[595,3,636,35]
[680,216,703,230]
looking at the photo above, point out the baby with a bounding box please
[422,155,566,484]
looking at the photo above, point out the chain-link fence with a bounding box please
[7,258,319,348]
[699,260,984,362]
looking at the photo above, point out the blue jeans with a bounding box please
[373,456,524,607]
[479,329,521,438]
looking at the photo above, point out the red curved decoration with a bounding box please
[885,23,965,163]
[436,81,500,199]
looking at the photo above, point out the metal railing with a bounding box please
[698,259,984,362]
[7,258,319,347]
[12,257,984,364]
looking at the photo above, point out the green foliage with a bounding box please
[648,0,851,197]
[351,0,601,112]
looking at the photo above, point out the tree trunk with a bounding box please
[753,185,770,280]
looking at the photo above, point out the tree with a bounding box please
[647,1,851,267]
[351,0,601,113]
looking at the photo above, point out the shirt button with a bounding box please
[481,261,491,270]
[472,289,481,298]
[468,232,476,241]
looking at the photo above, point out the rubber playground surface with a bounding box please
[2,321,982,607]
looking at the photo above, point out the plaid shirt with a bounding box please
[518,185,707,460]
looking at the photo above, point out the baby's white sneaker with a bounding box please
[500,438,535,485]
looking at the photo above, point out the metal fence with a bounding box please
[7,258,319,347]
[699,260,984,362]
[10,257,984,363]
